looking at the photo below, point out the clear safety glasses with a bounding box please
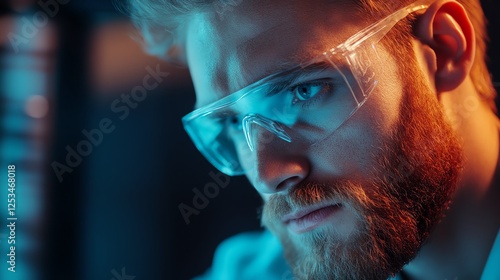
[182,0,428,176]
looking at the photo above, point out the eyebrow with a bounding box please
[194,60,332,111]
[206,62,332,119]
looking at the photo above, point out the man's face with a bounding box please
[184,1,463,279]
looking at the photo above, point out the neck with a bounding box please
[404,82,500,279]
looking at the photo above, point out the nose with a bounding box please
[241,116,309,194]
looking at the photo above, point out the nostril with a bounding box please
[253,160,309,194]
[276,175,303,192]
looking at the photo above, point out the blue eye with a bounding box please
[290,81,333,106]
[293,84,322,100]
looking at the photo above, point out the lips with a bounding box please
[282,203,342,233]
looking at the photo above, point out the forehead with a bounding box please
[184,0,368,107]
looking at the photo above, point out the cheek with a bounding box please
[361,50,405,136]
[307,120,382,177]
[308,65,404,177]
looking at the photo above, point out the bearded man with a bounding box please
[127,0,500,279]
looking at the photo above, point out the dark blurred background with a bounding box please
[0,1,498,280]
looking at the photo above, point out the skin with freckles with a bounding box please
[175,0,500,279]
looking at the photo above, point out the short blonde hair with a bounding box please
[125,0,497,111]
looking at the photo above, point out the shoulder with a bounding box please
[194,230,291,280]
[481,229,500,279]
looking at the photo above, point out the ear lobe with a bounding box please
[415,0,475,92]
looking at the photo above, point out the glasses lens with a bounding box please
[182,1,428,176]
[182,51,375,176]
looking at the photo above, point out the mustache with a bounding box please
[262,179,366,222]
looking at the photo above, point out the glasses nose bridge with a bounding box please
[241,114,292,151]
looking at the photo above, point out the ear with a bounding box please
[415,0,475,92]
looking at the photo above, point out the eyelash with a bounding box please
[288,80,334,109]
[219,78,335,130]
